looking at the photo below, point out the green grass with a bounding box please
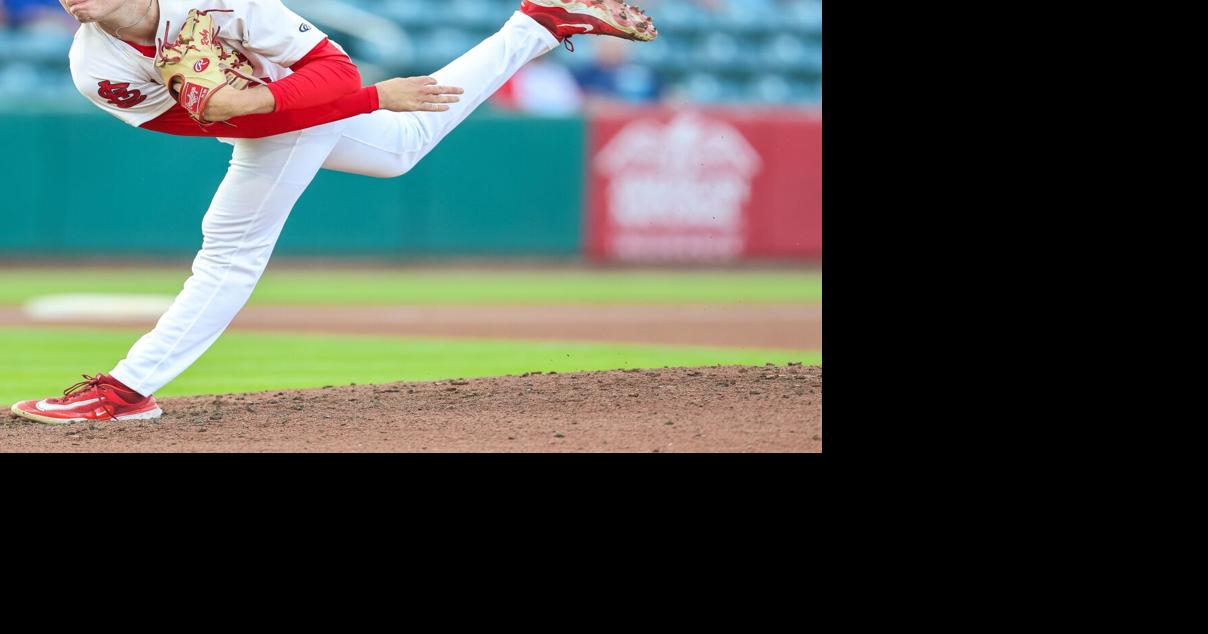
[0,328,820,405]
[0,268,821,305]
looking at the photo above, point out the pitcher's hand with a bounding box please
[375,77,464,112]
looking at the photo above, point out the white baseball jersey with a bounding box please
[69,0,329,127]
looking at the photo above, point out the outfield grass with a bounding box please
[0,328,820,405]
[0,268,821,305]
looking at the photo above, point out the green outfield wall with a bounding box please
[0,110,586,258]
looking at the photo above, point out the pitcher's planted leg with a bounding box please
[109,124,348,396]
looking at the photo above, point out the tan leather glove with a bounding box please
[155,8,262,124]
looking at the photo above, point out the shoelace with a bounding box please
[60,374,121,420]
[62,374,104,401]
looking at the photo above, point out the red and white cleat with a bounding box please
[521,0,658,44]
[10,373,162,425]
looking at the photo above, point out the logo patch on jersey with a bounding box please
[97,80,147,109]
[299,23,312,32]
[194,58,211,73]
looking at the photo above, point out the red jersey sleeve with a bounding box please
[140,85,379,139]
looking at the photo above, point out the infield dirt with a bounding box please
[0,303,820,349]
[2,365,822,453]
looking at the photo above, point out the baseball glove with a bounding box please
[155,8,262,124]
[219,45,260,91]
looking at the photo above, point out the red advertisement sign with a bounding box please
[586,108,822,262]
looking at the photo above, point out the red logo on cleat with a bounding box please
[97,80,147,109]
[194,58,210,73]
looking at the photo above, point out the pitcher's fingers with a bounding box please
[421,94,461,104]
[423,85,465,95]
[419,103,450,112]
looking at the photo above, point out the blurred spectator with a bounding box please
[3,0,78,33]
[493,58,584,116]
[573,37,663,107]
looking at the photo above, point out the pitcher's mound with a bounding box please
[3,365,822,452]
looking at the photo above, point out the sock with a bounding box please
[104,374,146,398]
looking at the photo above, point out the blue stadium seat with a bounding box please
[751,74,793,104]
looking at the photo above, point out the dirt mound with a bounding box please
[2,366,822,453]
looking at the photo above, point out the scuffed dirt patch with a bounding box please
[2,366,822,453]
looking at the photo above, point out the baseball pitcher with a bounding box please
[10,0,657,424]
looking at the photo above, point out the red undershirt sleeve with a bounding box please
[266,38,362,113]
[140,85,379,138]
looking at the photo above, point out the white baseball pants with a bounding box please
[109,12,558,396]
